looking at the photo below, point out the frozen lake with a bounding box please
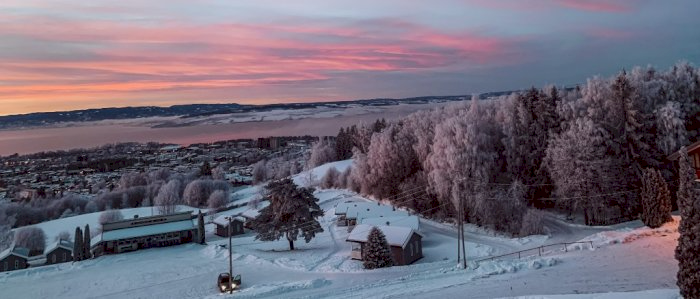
[0,103,442,155]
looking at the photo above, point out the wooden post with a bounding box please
[228,217,233,294]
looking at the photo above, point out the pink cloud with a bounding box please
[0,15,526,114]
[553,0,634,13]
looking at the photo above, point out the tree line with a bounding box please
[312,62,699,235]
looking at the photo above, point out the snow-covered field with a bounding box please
[1,162,682,299]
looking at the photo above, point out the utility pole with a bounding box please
[227,216,233,294]
[460,195,467,269]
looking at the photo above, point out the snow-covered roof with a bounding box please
[346,224,421,248]
[240,208,260,220]
[334,201,356,215]
[0,246,30,260]
[44,239,73,255]
[101,219,195,242]
[359,216,420,231]
[213,215,246,226]
[344,202,408,220]
[90,235,102,247]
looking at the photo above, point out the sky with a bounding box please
[0,0,698,116]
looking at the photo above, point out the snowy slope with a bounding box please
[0,161,683,299]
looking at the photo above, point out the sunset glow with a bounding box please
[0,0,698,115]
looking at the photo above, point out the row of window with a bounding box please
[2,260,20,271]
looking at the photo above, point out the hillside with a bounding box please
[0,162,682,298]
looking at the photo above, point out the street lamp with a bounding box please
[226,216,233,294]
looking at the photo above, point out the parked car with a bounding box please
[217,273,241,292]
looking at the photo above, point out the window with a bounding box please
[15,260,19,269]
[410,243,414,256]
[63,252,67,262]
[52,254,56,263]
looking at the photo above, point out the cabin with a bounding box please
[44,240,73,265]
[668,141,700,180]
[92,212,198,256]
[213,215,246,237]
[0,247,29,272]
[346,224,423,266]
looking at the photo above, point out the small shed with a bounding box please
[213,215,246,237]
[0,247,30,272]
[346,224,423,266]
[44,239,74,265]
[239,209,261,229]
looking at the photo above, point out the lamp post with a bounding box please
[226,216,233,294]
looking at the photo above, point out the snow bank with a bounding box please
[499,288,680,299]
[206,278,331,298]
[575,217,679,249]
[293,159,353,187]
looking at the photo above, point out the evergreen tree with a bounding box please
[198,211,205,244]
[676,149,700,298]
[251,178,324,250]
[83,224,92,259]
[200,161,212,177]
[73,227,83,262]
[362,227,394,269]
[640,169,672,228]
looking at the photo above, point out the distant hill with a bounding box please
[0,92,515,129]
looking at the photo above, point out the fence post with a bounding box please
[518,252,520,259]
[538,247,541,257]
[564,243,567,252]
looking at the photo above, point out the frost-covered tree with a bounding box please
[252,178,324,250]
[155,179,182,215]
[212,165,226,180]
[655,101,687,155]
[321,167,339,189]
[73,227,83,261]
[640,168,672,228]
[520,209,545,236]
[308,137,337,168]
[676,148,700,299]
[56,231,70,242]
[362,227,394,269]
[546,118,622,224]
[117,172,148,190]
[0,212,14,252]
[252,160,267,184]
[14,227,46,255]
[207,190,229,211]
[99,210,124,225]
[183,180,210,207]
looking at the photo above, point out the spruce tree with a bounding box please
[676,149,700,299]
[641,169,672,228]
[83,224,92,259]
[252,178,324,250]
[362,227,394,269]
[73,227,83,262]
[197,211,205,244]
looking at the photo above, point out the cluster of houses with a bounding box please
[1,240,75,272]
[2,198,424,273]
[1,211,204,273]
[337,201,424,266]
